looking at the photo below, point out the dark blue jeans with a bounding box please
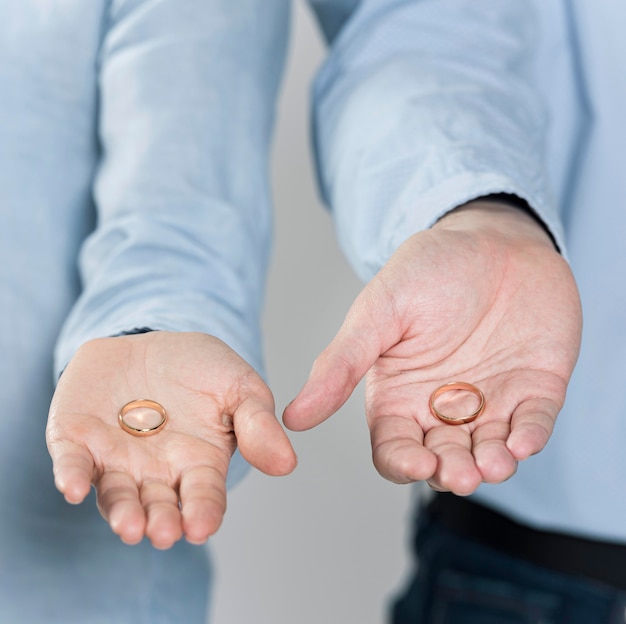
[391,499,626,624]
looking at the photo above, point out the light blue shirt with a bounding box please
[0,1,622,622]
[310,0,625,544]
[1,1,291,621]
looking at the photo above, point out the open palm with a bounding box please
[284,203,581,494]
[47,332,296,548]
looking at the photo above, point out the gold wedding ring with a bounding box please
[118,399,168,436]
[429,382,485,425]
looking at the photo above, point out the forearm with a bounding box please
[55,0,291,378]
[312,0,564,280]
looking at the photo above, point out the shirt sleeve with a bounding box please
[54,0,290,488]
[54,0,290,378]
[309,0,565,281]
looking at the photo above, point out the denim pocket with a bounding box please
[428,568,562,624]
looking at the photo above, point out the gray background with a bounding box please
[210,4,413,624]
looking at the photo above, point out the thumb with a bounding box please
[283,290,395,431]
[234,394,298,477]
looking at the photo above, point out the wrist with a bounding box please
[433,198,557,251]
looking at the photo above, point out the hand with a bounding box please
[47,332,296,548]
[284,202,582,495]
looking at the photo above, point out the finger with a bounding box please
[283,335,378,431]
[180,465,228,544]
[424,426,482,495]
[96,471,145,545]
[369,415,437,484]
[506,397,560,460]
[140,481,184,550]
[284,290,394,431]
[472,420,518,484]
[47,439,95,504]
[235,396,297,476]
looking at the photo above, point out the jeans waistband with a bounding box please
[428,493,626,591]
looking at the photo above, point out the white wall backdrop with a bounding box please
[210,3,414,624]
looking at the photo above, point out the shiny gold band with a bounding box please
[429,382,485,425]
[118,399,168,436]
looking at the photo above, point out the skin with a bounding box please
[46,332,297,549]
[46,199,582,548]
[283,201,582,495]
